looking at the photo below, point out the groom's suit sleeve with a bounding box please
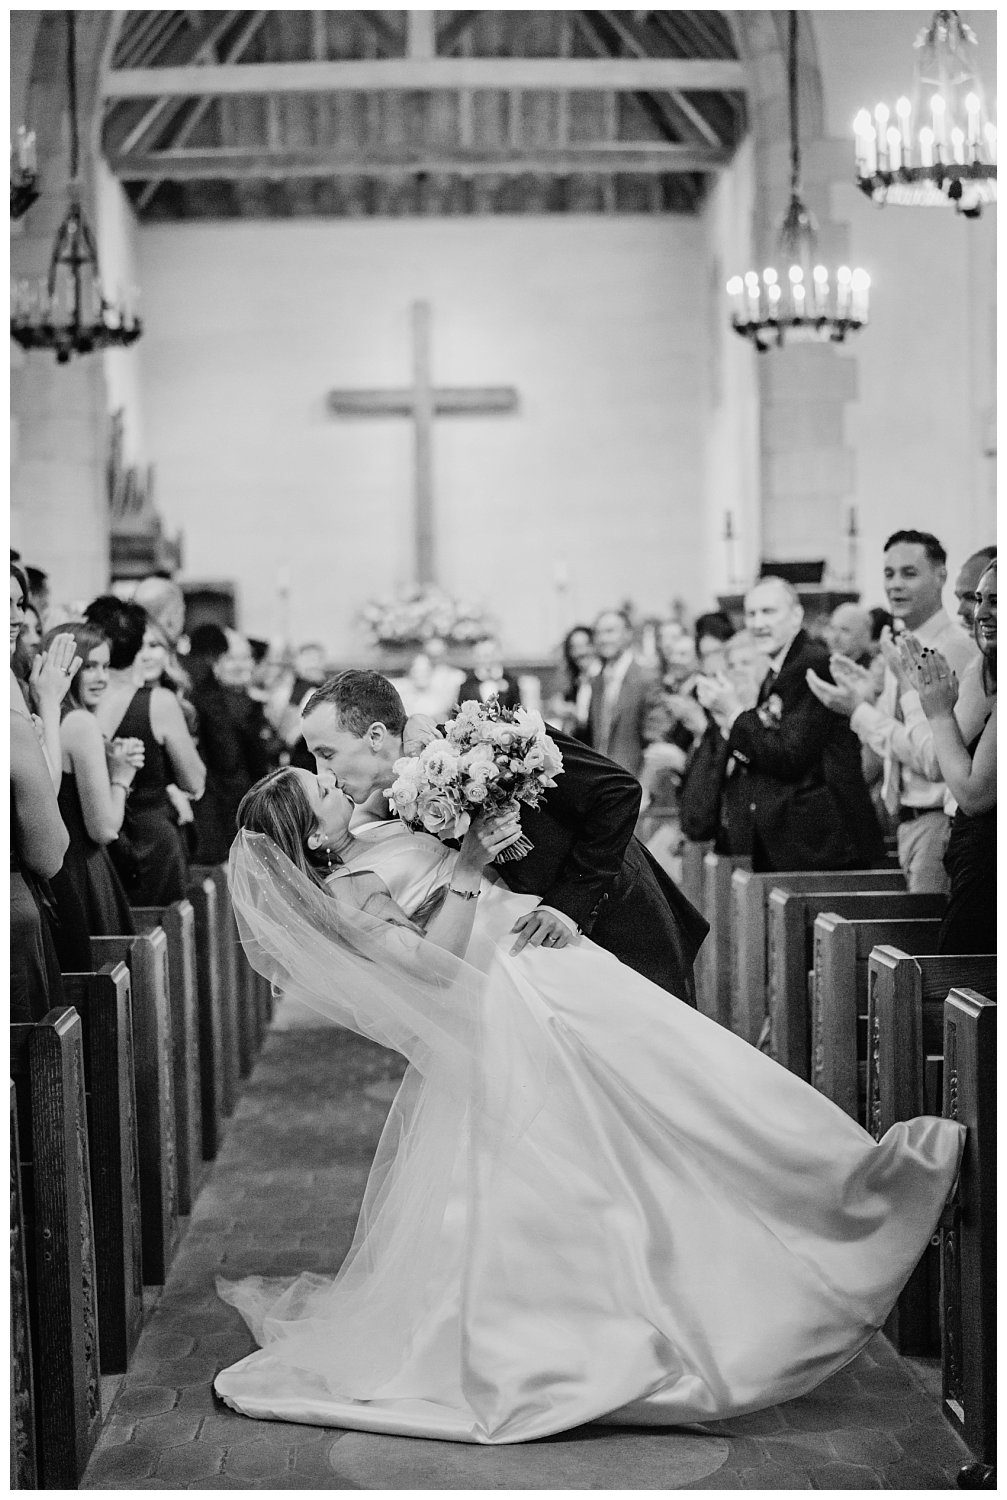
[535,730,642,934]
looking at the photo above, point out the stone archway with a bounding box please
[723,11,859,583]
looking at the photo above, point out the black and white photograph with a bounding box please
[9,4,996,1490]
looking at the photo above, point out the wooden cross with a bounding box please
[327,300,518,585]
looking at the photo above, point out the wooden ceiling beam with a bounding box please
[103,56,747,100]
[107,11,243,158]
[112,143,732,181]
[357,12,403,57]
[598,11,723,149]
[436,12,485,56]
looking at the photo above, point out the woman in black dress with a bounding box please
[901,559,996,953]
[85,596,205,905]
[10,567,69,1022]
[42,621,142,969]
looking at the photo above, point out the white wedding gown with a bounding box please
[215,820,963,1444]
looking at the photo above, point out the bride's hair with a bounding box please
[236,769,333,890]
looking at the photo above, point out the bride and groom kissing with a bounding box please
[214,665,963,1444]
[298,668,710,1000]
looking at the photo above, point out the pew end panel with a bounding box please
[60,964,144,1373]
[941,989,996,1471]
[185,874,225,1160]
[812,914,942,1122]
[10,1009,102,1488]
[699,851,750,1029]
[10,1080,38,1491]
[91,931,181,1287]
[192,865,240,1115]
[134,901,204,1215]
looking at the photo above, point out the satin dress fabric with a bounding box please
[215,820,964,1444]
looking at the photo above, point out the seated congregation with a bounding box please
[9,534,996,1488]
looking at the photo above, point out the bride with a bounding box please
[216,764,963,1445]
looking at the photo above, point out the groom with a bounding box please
[301,670,707,1004]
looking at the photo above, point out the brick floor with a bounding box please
[82,1012,973,1490]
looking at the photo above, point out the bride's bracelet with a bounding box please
[448,885,480,902]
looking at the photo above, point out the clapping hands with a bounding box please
[695,672,743,730]
[806,653,878,717]
[29,633,82,713]
[897,637,959,719]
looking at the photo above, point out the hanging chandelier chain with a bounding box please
[787,10,802,200]
[66,8,80,184]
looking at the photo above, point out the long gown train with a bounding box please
[215,821,963,1444]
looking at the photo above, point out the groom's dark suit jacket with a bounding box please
[496,728,707,1006]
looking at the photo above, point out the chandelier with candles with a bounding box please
[854,11,996,218]
[10,12,141,363]
[726,13,869,352]
[10,127,39,219]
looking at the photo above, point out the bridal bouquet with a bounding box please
[389,697,564,861]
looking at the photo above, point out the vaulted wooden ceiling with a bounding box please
[101,10,748,220]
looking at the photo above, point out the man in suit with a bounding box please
[696,577,885,873]
[455,635,522,712]
[301,670,708,1004]
[587,609,661,778]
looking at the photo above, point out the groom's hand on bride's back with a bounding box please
[403,714,440,756]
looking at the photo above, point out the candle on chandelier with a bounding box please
[896,98,912,166]
[950,127,966,166]
[874,104,890,170]
[725,275,745,323]
[983,121,997,163]
[853,110,873,175]
[886,126,902,173]
[788,265,803,321]
[930,94,946,155]
[850,269,870,324]
[836,266,852,320]
[919,126,935,168]
[745,272,761,324]
[767,283,782,320]
[16,126,37,173]
[812,265,828,317]
[965,93,982,156]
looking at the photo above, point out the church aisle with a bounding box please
[82,1003,973,1490]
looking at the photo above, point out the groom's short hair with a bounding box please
[304,670,407,738]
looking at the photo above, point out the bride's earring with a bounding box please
[324,844,336,871]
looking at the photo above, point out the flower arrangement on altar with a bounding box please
[359,584,496,652]
[390,697,564,861]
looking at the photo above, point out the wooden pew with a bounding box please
[10,1081,38,1491]
[60,964,144,1374]
[91,930,181,1286]
[941,989,996,1485]
[10,1009,102,1489]
[697,850,751,1028]
[730,867,906,1047]
[767,889,946,1080]
[810,912,943,1122]
[186,873,225,1159]
[866,951,996,1357]
[191,865,240,1113]
[134,900,203,1215]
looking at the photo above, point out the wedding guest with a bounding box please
[698,577,884,871]
[825,604,873,667]
[11,578,69,1023]
[456,635,522,711]
[42,621,140,970]
[545,625,597,739]
[189,625,275,863]
[807,531,978,892]
[952,545,997,631]
[587,608,662,778]
[679,631,765,849]
[85,595,204,902]
[898,558,996,952]
[11,562,79,792]
[20,600,42,652]
[132,574,188,650]
[25,564,51,627]
[694,611,736,675]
